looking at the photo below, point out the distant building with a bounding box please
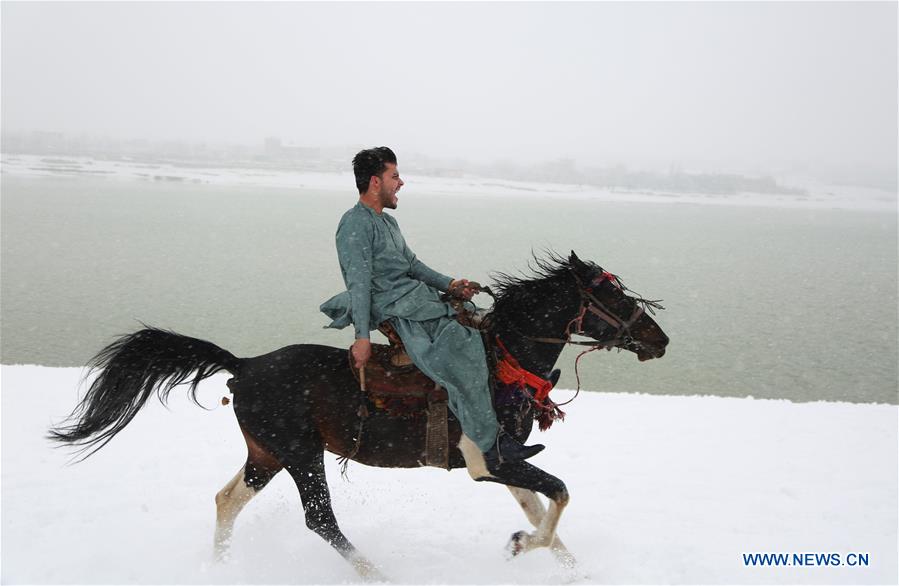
[263,137,319,160]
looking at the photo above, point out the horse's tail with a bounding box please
[49,325,242,459]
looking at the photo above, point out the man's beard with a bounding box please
[379,186,398,209]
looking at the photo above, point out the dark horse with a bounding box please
[50,251,668,580]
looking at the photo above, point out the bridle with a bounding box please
[513,270,645,350]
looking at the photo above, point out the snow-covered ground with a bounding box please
[2,153,895,212]
[1,365,895,584]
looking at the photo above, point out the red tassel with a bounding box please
[536,400,566,431]
[495,336,568,431]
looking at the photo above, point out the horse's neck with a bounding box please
[508,337,564,379]
[495,279,577,376]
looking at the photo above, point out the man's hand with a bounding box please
[352,338,371,369]
[449,278,479,301]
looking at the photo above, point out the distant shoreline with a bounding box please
[2,153,895,213]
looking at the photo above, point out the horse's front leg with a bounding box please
[506,482,569,556]
[459,435,569,557]
[507,486,577,567]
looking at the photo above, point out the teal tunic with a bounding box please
[321,202,499,452]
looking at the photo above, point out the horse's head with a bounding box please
[567,251,669,361]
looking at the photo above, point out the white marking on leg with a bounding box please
[458,434,494,481]
[214,466,259,560]
[507,486,577,567]
[507,489,569,555]
[508,485,544,526]
[534,490,569,548]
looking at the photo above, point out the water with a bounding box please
[2,174,896,404]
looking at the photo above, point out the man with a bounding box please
[320,147,543,465]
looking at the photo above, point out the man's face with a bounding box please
[376,163,403,209]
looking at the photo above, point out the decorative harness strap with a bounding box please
[494,337,554,403]
[494,336,565,430]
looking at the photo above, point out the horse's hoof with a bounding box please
[213,550,231,564]
[351,555,389,583]
[362,570,389,584]
[361,568,389,584]
[554,550,578,570]
[213,543,231,564]
[506,530,529,559]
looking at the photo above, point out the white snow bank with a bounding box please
[1,365,896,584]
[2,154,895,212]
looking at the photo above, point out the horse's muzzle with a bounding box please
[637,347,666,361]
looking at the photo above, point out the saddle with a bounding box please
[346,296,489,469]
[348,341,447,403]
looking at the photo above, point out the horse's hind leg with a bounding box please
[507,486,577,567]
[214,431,283,560]
[283,448,385,582]
[214,466,259,559]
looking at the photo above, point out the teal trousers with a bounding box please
[390,315,499,452]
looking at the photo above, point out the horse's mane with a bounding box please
[483,250,585,329]
[489,250,580,302]
[484,250,664,325]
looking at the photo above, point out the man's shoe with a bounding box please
[484,433,545,466]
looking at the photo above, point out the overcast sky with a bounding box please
[2,2,896,182]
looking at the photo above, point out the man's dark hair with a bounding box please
[352,147,397,194]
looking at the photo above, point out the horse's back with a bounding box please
[226,342,470,470]
[241,343,346,368]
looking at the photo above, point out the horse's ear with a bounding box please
[569,250,587,272]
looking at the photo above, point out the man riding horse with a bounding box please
[320,146,544,465]
[49,155,669,577]
[48,143,670,579]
